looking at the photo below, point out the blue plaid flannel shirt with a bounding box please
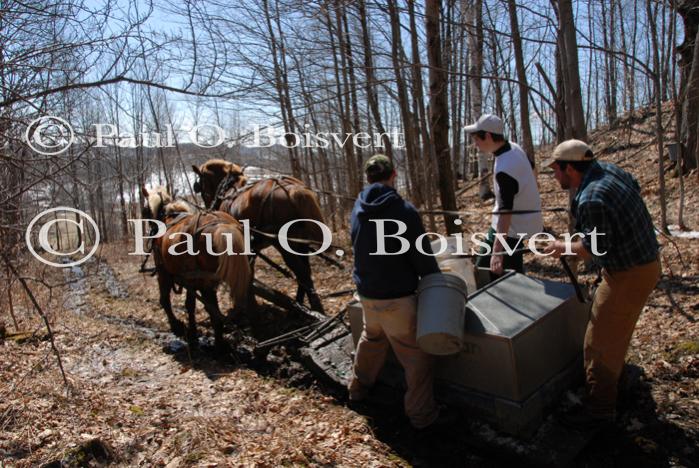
[572,161,658,271]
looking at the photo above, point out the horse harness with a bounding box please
[208,170,244,210]
[214,176,297,243]
[143,204,238,289]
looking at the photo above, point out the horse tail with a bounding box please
[211,222,251,307]
[289,187,326,243]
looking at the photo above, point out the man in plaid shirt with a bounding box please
[544,139,661,431]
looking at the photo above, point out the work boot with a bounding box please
[413,407,459,434]
[347,379,370,403]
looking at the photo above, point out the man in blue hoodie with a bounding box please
[348,154,441,430]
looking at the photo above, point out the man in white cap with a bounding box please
[543,139,660,431]
[464,114,542,277]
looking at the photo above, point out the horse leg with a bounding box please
[246,255,258,313]
[278,245,324,313]
[296,282,306,306]
[230,255,257,323]
[304,257,324,313]
[202,289,227,353]
[185,288,198,347]
[276,244,306,304]
[158,274,186,337]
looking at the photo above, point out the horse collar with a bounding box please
[211,172,240,209]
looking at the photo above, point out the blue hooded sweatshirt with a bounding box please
[351,183,440,299]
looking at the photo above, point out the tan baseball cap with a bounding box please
[543,139,595,167]
[463,114,504,135]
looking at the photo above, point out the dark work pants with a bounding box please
[475,226,525,277]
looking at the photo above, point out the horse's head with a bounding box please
[192,159,247,208]
[141,185,173,220]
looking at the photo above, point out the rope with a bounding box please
[450,247,533,258]
[297,179,568,220]
[418,207,567,217]
[248,226,344,250]
[313,188,356,202]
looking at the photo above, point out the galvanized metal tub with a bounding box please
[416,272,468,355]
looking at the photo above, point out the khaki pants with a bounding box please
[584,259,661,416]
[348,295,438,429]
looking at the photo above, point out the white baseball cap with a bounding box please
[464,114,504,135]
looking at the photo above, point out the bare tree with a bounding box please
[426,0,459,234]
[555,0,588,141]
[261,0,303,179]
[600,0,618,126]
[647,0,669,233]
[357,0,393,160]
[507,0,536,166]
[387,0,423,206]
[675,0,699,172]
[464,0,493,200]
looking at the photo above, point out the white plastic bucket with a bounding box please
[416,272,468,355]
[439,258,477,295]
[430,236,469,263]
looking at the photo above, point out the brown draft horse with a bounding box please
[141,186,251,351]
[191,159,326,312]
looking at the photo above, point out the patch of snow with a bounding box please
[666,226,699,238]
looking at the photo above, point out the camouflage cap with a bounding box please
[364,154,394,175]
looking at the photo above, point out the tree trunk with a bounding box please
[556,0,588,141]
[462,51,472,179]
[408,0,436,229]
[387,0,424,206]
[262,0,302,179]
[630,0,638,114]
[356,0,393,160]
[660,0,669,102]
[324,2,360,200]
[585,0,595,129]
[425,0,459,235]
[488,26,508,134]
[609,0,618,122]
[670,8,688,229]
[554,0,588,250]
[675,0,699,171]
[616,0,633,118]
[341,6,364,181]
[464,0,492,198]
[111,90,129,238]
[507,0,535,166]
[536,61,564,144]
[600,1,610,124]
[274,0,303,179]
[450,2,465,183]
[647,0,669,233]
[664,1,676,104]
